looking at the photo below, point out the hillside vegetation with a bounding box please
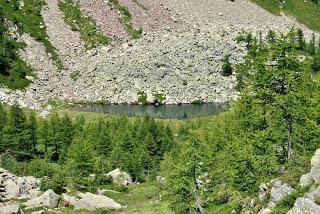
[251,0,320,31]
[1,29,320,213]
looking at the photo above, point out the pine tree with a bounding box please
[296,28,305,50]
[221,55,233,76]
[307,33,316,55]
[3,104,31,159]
[165,132,209,214]
[0,103,7,152]
[38,119,50,154]
[66,138,96,177]
[27,112,37,155]
[312,52,320,72]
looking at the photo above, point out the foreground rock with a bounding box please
[288,197,320,214]
[106,168,132,185]
[24,189,60,209]
[300,148,320,187]
[0,168,41,200]
[258,179,294,214]
[0,202,24,214]
[74,192,122,211]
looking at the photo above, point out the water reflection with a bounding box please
[73,103,229,119]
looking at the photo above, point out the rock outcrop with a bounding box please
[0,202,24,214]
[0,168,41,201]
[24,189,60,209]
[106,168,132,185]
[258,179,294,214]
[288,197,320,214]
[73,192,122,211]
[300,149,320,187]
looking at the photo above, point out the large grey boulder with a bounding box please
[24,189,60,209]
[0,168,41,200]
[0,202,24,214]
[288,197,320,214]
[300,149,320,187]
[106,168,132,185]
[3,180,20,200]
[258,179,294,214]
[74,192,122,211]
[61,193,78,207]
[269,179,294,203]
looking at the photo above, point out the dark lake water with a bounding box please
[73,103,229,119]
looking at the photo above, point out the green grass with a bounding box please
[108,0,143,39]
[58,0,111,49]
[105,182,172,214]
[23,183,171,214]
[0,0,63,69]
[251,0,320,31]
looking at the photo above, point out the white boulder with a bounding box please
[288,197,320,214]
[106,168,132,185]
[74,192,122,211]
[0,202,24,214]
[24,189,60,209]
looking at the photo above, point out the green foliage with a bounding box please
[191,100,204,104]
[271,186,309,214]
[138,91,148,104]
[221,55,233,76]
[0,8,32,89]
[162,30,320,213]
[58,0,111,49]
[312,52,320,72]
[251,0,320,31]
[0,0,63,69]
[108,0,143,39]
[70,70,80,81]
[153,93,166,105]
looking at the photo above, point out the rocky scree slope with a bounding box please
[0,0,318,108]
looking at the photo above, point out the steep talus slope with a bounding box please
[70,27,246,104]
[0,0,318,108]
[41,0,85,67]
[77,0,128,40]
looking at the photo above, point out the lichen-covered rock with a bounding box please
[269,179,294,203]
[288,197,320,214]
[74,192,122,211]
[106,168,132,185]
[300,149,320,187]
[0,202,24,214]
[24,189,60,209]
[0,168,41,200]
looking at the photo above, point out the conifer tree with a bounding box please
[0,103,7,152]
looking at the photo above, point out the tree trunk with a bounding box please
[193,184,205,214]
[287,115,293,160]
